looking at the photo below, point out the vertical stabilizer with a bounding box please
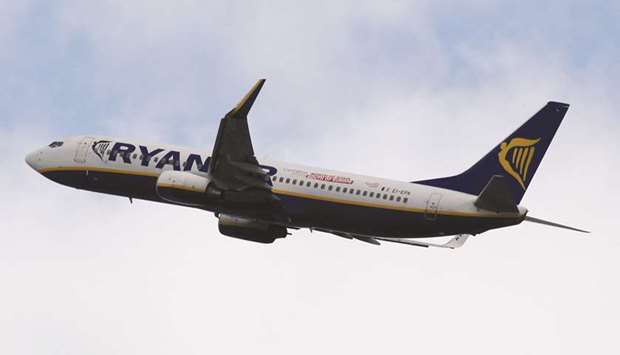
[415,102,569,204]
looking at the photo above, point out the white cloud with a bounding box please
[1,1,619,354]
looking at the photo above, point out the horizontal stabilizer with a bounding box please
[525,216,590,233]
[474,175,518,213]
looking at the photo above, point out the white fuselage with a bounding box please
[26,135,527,239]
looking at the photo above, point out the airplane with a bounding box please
[25,79,588,248]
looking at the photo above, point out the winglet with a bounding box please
[227,79,266,118]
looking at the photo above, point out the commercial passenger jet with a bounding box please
[25,80,588,248]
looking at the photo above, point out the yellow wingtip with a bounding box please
[229,79,267,118]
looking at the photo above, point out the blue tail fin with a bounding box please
[415,101,569,204]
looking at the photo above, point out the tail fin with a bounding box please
[415,101,569,204]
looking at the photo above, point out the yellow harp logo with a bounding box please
[498,137,540,189]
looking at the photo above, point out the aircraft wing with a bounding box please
[208,79,271,191]
[374,235,469,249]
[315,228,469,249]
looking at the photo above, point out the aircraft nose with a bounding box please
[25,150,41,170]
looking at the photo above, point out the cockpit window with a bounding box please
[48,141,64,148]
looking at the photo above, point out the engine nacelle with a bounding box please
[156,170,217,206]
[218,214,287,244]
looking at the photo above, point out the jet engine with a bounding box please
[218,214,287,244]
[156,170,220,206]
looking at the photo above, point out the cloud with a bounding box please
[1,1,619,354]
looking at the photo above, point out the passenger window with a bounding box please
[299,180,304,186]
[285,178,290,184]
[356,190,360,195]
[389,195,394,201]
[362,191,367,196]
[292,179,297,184]
[369,192,374,197]
[383,194,387,199]
[321,184,325,189]
[314,183,319,188]
[343,188,348,193]
[279,177,284,183]
[396,196,401,202]
[335,187,340,192]
[403,198,408,203]
[306,181,311,187]
[328,185,333,191]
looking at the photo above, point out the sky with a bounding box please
[1,1,619,354]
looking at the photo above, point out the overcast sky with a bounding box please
[1,1,619,354]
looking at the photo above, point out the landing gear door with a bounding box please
[425,192,442,221]
[74,137,93,163]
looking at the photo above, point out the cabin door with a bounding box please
[74,137,93,163]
